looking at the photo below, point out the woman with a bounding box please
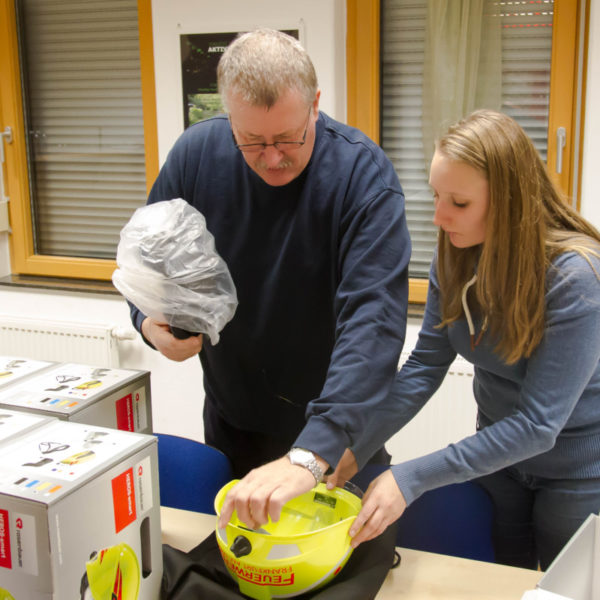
[346,110,600,569]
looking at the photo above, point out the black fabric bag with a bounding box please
[161,523,399,600]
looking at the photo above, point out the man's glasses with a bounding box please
[232,109,311,154]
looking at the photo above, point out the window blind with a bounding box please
[18,0,146,260]
[381,0,553,278]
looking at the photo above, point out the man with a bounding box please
[129,29,411,527]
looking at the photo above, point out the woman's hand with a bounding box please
[326,448,358,490]
[141,317,203,361]
[349,469,407,548]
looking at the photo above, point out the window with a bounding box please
[0,0,157,280]
[347,0,586,302]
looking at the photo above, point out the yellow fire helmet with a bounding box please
[0,588,15,600]
[84,542,140,600]
[215,479,362,600]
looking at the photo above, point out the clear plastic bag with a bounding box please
[112,198,238,345]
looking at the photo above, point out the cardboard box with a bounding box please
[0,357,56,391]
[0,420,162,599]
[531,513,599,600]
[0,409,54,447]
[0,363,153,434]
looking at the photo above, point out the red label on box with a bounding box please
[0,509,12,569]
[115,393,134,431]
[112,468,137,533]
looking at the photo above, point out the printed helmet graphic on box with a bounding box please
[80,543,140,600]
[61,450,96,466]
[75,380,103,390]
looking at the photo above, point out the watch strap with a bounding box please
[287,447,324,484]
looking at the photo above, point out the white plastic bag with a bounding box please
[112,199,237,345]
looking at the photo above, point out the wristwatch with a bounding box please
[287,447,324,485]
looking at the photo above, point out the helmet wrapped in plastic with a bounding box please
[112,199,237,344]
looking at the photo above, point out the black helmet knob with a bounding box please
[231,535,252,558]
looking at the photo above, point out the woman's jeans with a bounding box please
[476,466,600,570]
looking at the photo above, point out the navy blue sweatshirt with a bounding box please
[130,112,411,468]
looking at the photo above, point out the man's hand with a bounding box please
[141,317,203,361]
[348,469,406,548]
[218,455,328,530]
[326,447,358,490]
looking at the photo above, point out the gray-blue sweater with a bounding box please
[129,112,411,468]
[354,250,600,504]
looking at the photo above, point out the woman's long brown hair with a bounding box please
[436,110,600,364]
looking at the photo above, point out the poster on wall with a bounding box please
[180,30,299,129]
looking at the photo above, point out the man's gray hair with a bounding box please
[217,28,318,111]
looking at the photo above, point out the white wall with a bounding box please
[0,0,599,443]
[0,285,209,440]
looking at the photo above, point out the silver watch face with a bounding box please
[288,448,323,483]
[290,448,313,464]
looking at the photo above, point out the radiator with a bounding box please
[0,315,136,368]
[386,353,477,463]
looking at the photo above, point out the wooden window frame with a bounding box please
[346,0,588,304]
[0,0,158,281]
[1,0,586,287]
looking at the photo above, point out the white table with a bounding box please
[160,506,542,599]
